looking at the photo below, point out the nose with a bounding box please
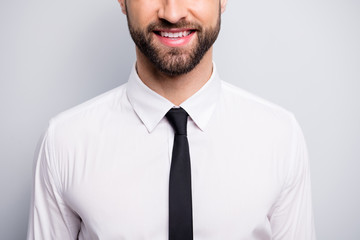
[158,0,188,24]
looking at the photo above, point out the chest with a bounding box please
[59,121,281,239]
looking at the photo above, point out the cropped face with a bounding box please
[119,0,227,76]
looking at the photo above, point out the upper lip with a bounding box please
[153,28,195,33]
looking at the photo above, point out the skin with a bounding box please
[118,0,227,106]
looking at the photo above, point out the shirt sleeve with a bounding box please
[27,126,81,240]
[268,116,316,240]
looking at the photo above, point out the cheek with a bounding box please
[127,1,160,28]
[189,1,219,26]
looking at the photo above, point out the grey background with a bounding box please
[0,0,359,239]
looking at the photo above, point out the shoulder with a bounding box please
[219,80,300,141]
[46,84,129,146]
[220,80,297,122]
[218,81,308,179]
[51,84,127,124]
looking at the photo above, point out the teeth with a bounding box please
[160,31,191,38]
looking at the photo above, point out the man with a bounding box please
[27,0,316,239]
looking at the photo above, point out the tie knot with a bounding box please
[166,108,189,135]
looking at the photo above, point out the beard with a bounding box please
[126,12,221,76]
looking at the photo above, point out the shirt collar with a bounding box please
[126,62,221,133]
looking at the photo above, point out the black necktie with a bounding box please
[166,108,193,240]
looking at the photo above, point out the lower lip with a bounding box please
[154,31,195,47]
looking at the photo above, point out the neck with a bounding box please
[135,48,213,106]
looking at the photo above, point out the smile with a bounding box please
[153,29,196,47]
[159,31,192,38]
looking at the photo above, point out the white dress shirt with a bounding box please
[27,63,316,240]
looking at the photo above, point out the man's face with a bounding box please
[121,0,226,76]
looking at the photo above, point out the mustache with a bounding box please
[147,19,202,32]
